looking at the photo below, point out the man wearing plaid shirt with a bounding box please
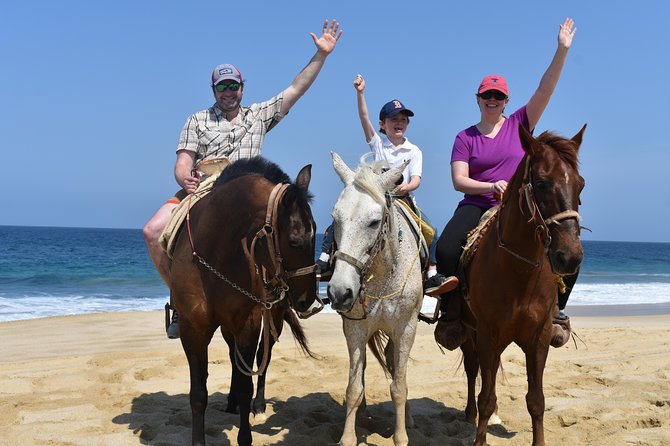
[144,20,342,338]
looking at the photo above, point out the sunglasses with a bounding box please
[479,90,507,100]
[214,82,241,92]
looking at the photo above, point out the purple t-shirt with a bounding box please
[451,106,531,208]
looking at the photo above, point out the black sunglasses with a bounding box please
[478,90,507,100]
[214,82,241,92]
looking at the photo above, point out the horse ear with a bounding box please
[332,151,354,185]
[518,124,536,155]
[380,159,408,191]
[571,124,587,150]
[295,164,312,192]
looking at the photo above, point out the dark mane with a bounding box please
[536,131,579,170]
[214,156,313,204]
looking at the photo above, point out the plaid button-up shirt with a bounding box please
[177,93,284,163]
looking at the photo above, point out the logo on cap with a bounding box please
[219,68,233,76]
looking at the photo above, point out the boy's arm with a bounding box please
[354,74,376,142]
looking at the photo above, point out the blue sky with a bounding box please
[1,1,668,242]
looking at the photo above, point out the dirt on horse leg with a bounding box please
[389,344,413,445]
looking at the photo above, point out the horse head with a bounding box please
[327,152,407,312]
[518,124,587,275]
[275,164,318,314]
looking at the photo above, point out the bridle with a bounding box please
[188,182,317,310]
[496,156,583,270]
[187,181,317,377]
[331,193,392,318]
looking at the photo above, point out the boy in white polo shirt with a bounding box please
[315,75,456,298]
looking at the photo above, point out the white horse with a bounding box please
[327,152,424,446]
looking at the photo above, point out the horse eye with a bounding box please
[534,181,551,192]
[368,219,381,229]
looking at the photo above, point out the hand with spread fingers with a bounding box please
[311,19,342,55]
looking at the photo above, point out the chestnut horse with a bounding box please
[169,157,318,446]
[459,125,586,446]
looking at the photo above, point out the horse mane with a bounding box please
[536,130,579,170]
[352,163,389,208]
[214,156,313,203]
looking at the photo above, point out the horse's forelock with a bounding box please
[352,165,387,208]
[536,131,579,170]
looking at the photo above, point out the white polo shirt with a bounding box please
[368,132,423,189]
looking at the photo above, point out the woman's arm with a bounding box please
[525,18,577,130]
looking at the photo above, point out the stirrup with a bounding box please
[418,296,441,324]
[166,305,180,339]
[297,295,328,319]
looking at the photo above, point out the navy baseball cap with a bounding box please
[379,100,414,121]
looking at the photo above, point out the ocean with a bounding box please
[1,225,669,322]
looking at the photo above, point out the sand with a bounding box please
[1,308,669,445]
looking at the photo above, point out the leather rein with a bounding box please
[496,156,582,269]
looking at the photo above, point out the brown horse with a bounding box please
[169,157,318,446]
[459,125,586,446]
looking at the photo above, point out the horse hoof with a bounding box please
[551,317,571,348]
[434,319,466,351]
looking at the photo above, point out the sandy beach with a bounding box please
[1,308,669,445]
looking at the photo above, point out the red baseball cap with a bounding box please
[478,74,509,96]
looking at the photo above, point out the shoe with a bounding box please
[167,309,180,339]
[316,259,329,274]
[551,314,571,348]
[424,274,459,297]
[316,259,332,281]
[434,315,466,350]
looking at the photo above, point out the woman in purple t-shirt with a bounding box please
[434,18,578,351]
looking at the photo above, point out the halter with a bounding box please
[496,156,582,270]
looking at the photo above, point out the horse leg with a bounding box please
[389,323,417,446]
[474,343,501,446]
[385,337,413,430]
[252,335,277,420]
[181,324,215,446]
[223,335,240,414]
[340,331,366,446]
[460,332,479,424]
[230,340,257,446]
[524,341,550,446]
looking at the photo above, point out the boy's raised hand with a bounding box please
[354,74,366,92]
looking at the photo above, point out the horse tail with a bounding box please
[283,309,316,358]
[367,330,392,378]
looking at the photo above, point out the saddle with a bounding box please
[394,198,431,270]
[458,206,500,298]
[159,159,230,258]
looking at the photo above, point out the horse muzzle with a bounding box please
[327,281,358,312]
